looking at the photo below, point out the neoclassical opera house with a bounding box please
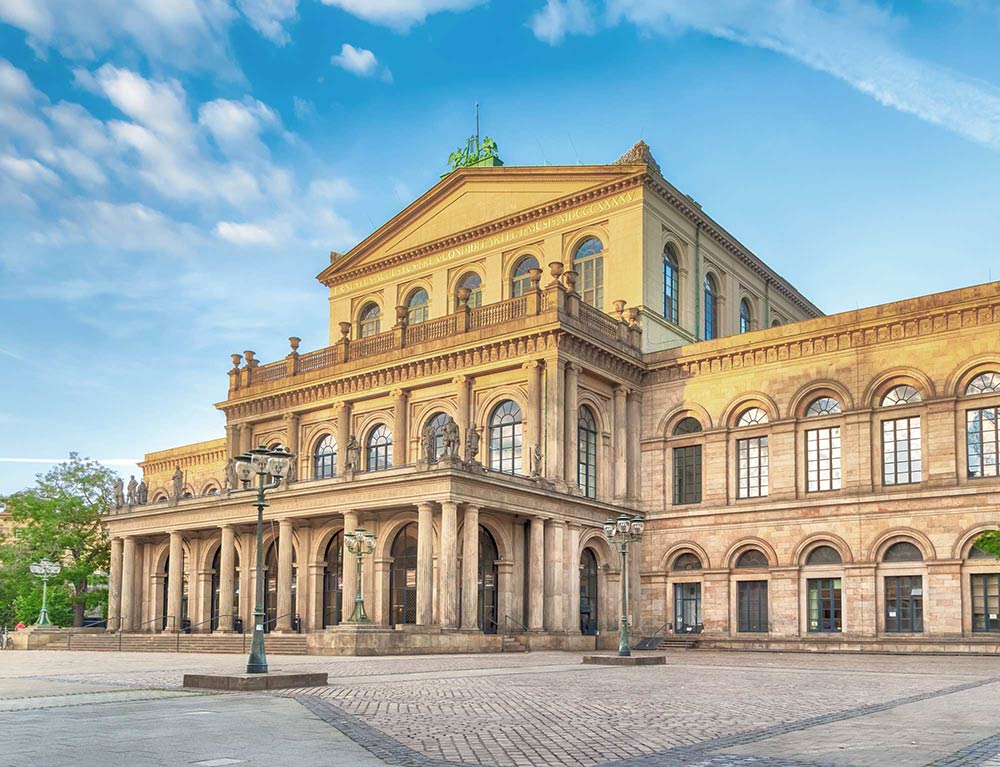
[103,141,1000,654]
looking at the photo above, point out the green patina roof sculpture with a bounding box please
[446,134,503,173]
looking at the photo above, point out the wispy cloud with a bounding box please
[331,43,393,82]
[319,0,485,31]
[531,0,1000,152]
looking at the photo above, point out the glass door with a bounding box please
[674,582,702,633]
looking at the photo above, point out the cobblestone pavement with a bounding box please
[2,650,999,767]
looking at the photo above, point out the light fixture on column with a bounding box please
[344,526,377,622]
[603,513,644,657]
[231,444,294,674]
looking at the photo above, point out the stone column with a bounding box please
[528,516,545,631]
[276,519,294,631]
[121,537,137,631]
[563,363,581,487]
[283,412,300,482]
[218,525,235,632]
[613,386,628,499]
[416,502,435,626]
[167,531,183,633]
[565,524,582,634]
[107,537,123,631]
[335,401,352,474]
[627,389,642,499]
[392,389,409,466]
[341,510,358,616]
[238,532,252,628]
[461,505,480,630]
[543,520,565,631]
[439,500,459,628]
[454,375,471,451]
[239,424,253,455]
[544,360,565,482]
[523,361,543,465]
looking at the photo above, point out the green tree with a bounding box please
[0,454,115,627]
[974,530,1000,559]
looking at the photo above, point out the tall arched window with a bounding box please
[966,371,1000,479]
[423,412,449,462]
[573,237,604,309]
[488,400,522,475]
[456,272,482,309]
[511,255,539,297]
[389,523,417,626]
[358,302,381,338]
[366,424,393,471]
[405,288,429,325]
[736,407,769,499]
[313,434,337,479]
[704,275,719,340]
[805,397,843,493]
[881,385,922,486]
[804,545,843,634]
[739,299,752,334]
[663,245,679,324]
[577,405,597,498]
[967,372,1000,396]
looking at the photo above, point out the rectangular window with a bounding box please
[737,581,768,633]
[737,436,768,498]
[884,575,923,633]
[967,407,999,479]
[882,416,922,485]
[806,427,842,492]
[972,574,1000,633]
[673,445,702,505]
[674,582,702,632]
[807,577,842,632]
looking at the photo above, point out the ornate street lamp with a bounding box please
[29,558,62,626]
[232,444,293,674]
[344,526,376,622]
[603,513,645,657]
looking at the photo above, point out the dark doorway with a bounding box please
[390,524,418,626]
[580,547,599,635]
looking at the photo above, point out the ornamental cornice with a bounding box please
[320,173,645,288]
[640,174,822,319]
[648,297,1000,385]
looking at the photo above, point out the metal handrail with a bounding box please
[645,620,673,638]
[501,613,529,653]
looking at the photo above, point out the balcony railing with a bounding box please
[229,284,642,396]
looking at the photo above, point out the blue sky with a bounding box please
[2,0,1000,494]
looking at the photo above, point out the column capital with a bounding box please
[282,411,300,422]
[566,362,583,374]
[416,501,435,513]
[391,388,409,401]
[452,374,470,386]
[522,359,543,371]
[462,503,481,514]
[614,384,630,397]
[333,399,352,412]
[278,517,294,528]
[220,523,235,531]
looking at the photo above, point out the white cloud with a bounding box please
[293,96,316,120]
[215,220,277,245]
[529,0,595,44]
[235,0,298,43]
[331,43,392,81]
[0,154,60,186]
[320,0,484,31]
[198,97,281,159]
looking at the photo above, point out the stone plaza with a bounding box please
[3,648,1000,767]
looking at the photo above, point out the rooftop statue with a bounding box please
[447,135,502,171]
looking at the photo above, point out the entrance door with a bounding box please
[580,548,599,635]
[323,532,343,627]
[478,527,499,634]
[674,582,702,633]
[390,524,418,626]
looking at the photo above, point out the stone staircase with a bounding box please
[633,635,699,651]
[45,632,308,655]
[501,635,528,653]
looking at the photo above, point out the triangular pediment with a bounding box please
[318,165,643,285]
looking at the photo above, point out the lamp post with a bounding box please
[603,513,645,657]
[344,526,376,622]
[29,558,62,626]
[231,445,293,674]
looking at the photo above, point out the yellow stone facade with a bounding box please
[103,142,1000,653]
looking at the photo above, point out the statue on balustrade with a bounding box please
[137,479,148,505]
[113,478,124,510]
[126,475,138,506]
[286,457,297,483]
[530,445,543,479]
[465,424,481,463]
[172,466,183,500]
[441,417,460,457]
[421,422,437,463]
[346,435,360,470]
[224,458,236,493]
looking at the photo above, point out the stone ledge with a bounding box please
[183,671,327,691]
[582,654,666,666]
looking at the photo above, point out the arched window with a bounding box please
[968,395,999,479]
[405,288,429,325]
[389,523,417,626]
[739,299,752,334]
[205,486,220,496]
[806,397,842,416]
[456,272,482,309]
[737,407,769,427]
[771,318,782,327]
[806,545,843,566]
[358,302,381,338]
[573,237,604,309]
[672,552,702,571]
[881,385,921,407]
[663,245,679,324]
[423,412,449,462]
[488,400,522,475]
[883,541,923,562]
[365,424,393,471]
[511,255,539,297]
[967,372,1000,396]
[673,417,702,436]
[735,549,769,569]
[314,434,337,479]
[704,275,719,340]
[577,406,597,498]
